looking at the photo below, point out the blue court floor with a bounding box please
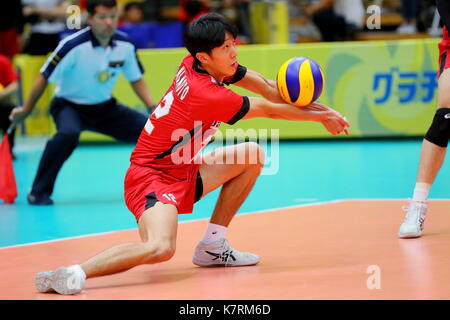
[0,137,449,248]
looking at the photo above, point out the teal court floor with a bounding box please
[1,137,449,248]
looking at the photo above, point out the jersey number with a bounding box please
[145,90,174,135]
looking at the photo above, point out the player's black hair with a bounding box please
[87,0,117,15]
[184,13,238,64]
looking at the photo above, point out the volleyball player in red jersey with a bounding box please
[398,0,450,238]
[35,13,350,295]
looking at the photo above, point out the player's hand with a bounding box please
[9,106,31,124]
[321,114,350,136]
[305,103,350,136]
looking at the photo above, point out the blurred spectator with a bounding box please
[118,1,154,48]
[218,0,237,22]
[397,0,420,34]
[306,0,365,42]
[217,0,252,43]
[118,1,187,49]
[420,0,440,36]
[234,0,252,43]
[0,1,24,59]
[288,0,321,42]
[179,0,210,26]
[120,1,144,25]
[0,54,19,158]
[21,0,70,55]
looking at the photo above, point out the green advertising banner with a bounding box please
[16,38,440,141]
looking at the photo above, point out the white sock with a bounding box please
[69,264,86,280]
[201,223,227,244]
[412,183,430,202]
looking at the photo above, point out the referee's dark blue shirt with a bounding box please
[40,27,144,105]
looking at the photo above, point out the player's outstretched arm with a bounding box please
[9,74,48,124]
[243,96,350,136]
[233,68,286,104]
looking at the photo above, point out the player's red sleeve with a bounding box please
[190,83,249,124]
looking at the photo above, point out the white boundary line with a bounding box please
[1,198,448,250]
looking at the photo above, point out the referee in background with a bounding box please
[9,0,155,205]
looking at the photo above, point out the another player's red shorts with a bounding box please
[124,163,203,223]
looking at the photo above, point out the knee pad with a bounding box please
[424,108,450,147]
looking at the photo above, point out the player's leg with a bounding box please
[35,202,179,295]
[200,141,265,226]
[192,142,264,267]
[28,99,83,205]
[80,202,178,277]
[398,68,450,238]
[416,67,450,185]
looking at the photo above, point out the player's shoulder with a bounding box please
[113,30,136,47]
[181,56,222,87]
[173,55,232,104]
[186,74,221,99]
[55,27,92,54]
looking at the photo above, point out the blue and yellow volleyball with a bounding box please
[277,57,325,107]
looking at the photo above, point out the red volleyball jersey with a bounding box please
[130,55,249,179]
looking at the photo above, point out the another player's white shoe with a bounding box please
[35,265,86,295]
[398,201,428,238]
[192,238,260,267]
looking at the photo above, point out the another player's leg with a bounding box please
[192,142,264,267]
[35,202,179,294]
[92,101,147,144]
[28,99,83,205]
[398,68,450,238]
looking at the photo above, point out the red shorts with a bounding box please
[124,163,203,223]
[438,40,450,77]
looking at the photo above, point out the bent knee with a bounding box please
[144,241,176,263]
[54,131,80,144]
[424,107,450,148]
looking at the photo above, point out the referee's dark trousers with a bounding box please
[31,97,147,198]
